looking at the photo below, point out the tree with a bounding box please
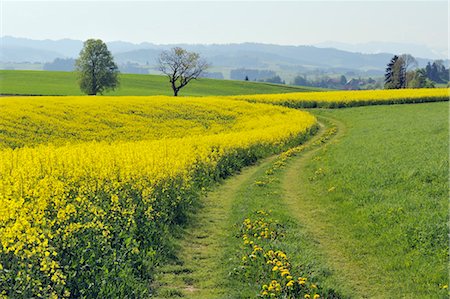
[261,75,284,84]
[75,39,119,95]
[158,47,208,96]
[293,75,309,86]
[385,55,406,89]
[44,58,75,71]
[400,54,418,86]
[425,60,449,83]
[408,69,435,88]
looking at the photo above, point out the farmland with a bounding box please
[0,96,317,298]
[0,70,322,96]
[0,96,316,148]
[232,88,449,108]
[302,103,449,297]
[152,101,449,298]
[0,87,448,298]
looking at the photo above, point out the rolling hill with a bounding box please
[0,70,323,96]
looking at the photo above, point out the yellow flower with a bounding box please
[0,96,319,295]
[281,270,290,277]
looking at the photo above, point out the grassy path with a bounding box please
[152,119,343,298]
[299,104,449,298]
[152,155,278,298]
[281,116,374,298]
[153,102,449,298]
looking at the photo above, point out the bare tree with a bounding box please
[400,53,418,72]
[158,47,208,96]
[400,53,418,87]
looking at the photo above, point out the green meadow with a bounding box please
[0,70,321,96]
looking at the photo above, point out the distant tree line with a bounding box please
[43,58,75,71]
[292,74,381,90]
[119,62,148,74]
[200,71,224,79]
[384,54,448,89]
[230,69,285,84]
[424,61,449,84]
[43,58,150,74]
[230,68,277,81]
[259,75,285,84]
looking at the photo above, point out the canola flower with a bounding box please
[255,125,337,187]
[0,95,315,149]
[0,96,317,297]
[239,211,321,299]
[231,88,450,108]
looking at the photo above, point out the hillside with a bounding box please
[1,37,439,80]
[0,70,322,96]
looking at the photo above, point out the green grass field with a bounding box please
[0,70,322,96]
[301,103,449,297]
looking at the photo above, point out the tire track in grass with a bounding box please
[152,155,278,298]
[152,121,332,298]
[281,115,386,298]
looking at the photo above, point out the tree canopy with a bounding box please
[75,39,119,95]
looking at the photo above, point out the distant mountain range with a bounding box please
[1,36,444,79]
[314,41,446,60]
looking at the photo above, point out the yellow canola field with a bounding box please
[231,88,450,108]
[0,95,310,149]
[0,96,317,298]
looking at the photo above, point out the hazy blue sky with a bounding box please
[2,1,448,55]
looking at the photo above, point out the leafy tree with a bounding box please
[158,47,208,96]
[385,54,420,89]
[425,60,449,83]
[75,39,119,95]
[261,75,284,84]
[407,69,435,88]
[230,69,276,81]
[44,58,75,71]
[293,75,309,86]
